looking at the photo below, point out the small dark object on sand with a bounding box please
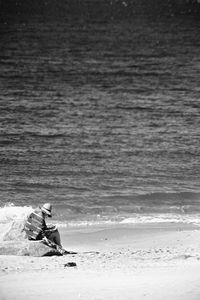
[64,262,77,267]
[63,250,77,255]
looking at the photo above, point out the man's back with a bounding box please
[24,208,46,240]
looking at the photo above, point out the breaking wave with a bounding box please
[1,204,200,229]
[0,203,33,223]
[55,213,200,228]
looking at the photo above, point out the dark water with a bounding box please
[0,14,200,224]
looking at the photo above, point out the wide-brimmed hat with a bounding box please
[41,203,52,217]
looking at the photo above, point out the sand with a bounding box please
[1,223,200,300]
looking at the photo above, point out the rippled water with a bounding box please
[0,14,200,223]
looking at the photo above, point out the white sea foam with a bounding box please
[55,213,200,228]
[56,219,118,228]
[0,204,33,223]
[120,214,200,225]
[1,205,200,229]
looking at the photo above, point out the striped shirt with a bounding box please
[24,208,47,240]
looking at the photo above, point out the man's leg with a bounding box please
[45,229,62,247]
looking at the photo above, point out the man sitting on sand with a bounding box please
[24,203,62,247]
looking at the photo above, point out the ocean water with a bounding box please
[0,11,200,228]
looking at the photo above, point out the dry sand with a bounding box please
[1,223,200,300]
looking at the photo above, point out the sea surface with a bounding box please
[0,11,200,228]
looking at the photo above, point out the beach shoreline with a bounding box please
[1,224,200,299]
